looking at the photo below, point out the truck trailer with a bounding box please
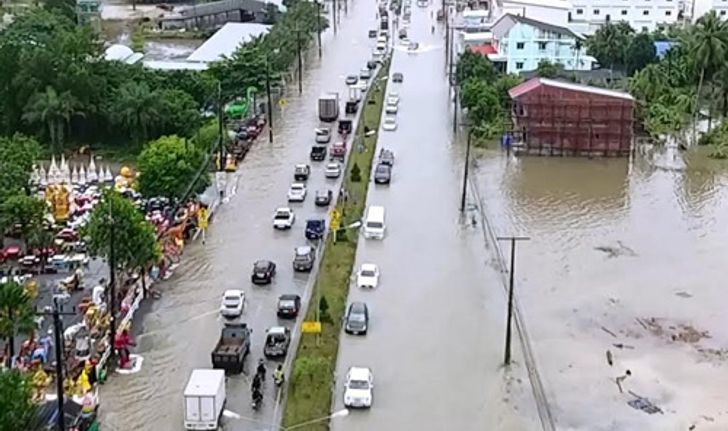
[183,369,226,430]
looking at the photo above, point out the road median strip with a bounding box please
[282,60,390,429]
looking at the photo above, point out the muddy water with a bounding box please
[474,146,728,430]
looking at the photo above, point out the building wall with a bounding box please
[501,1,570,25]
[500,22,592,74]
[567,0,686,33]
[511,85,634,156]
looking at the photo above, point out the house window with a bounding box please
[515,62,524,70]
[665,10,671,15]
[538,42,547,50]
[576,8,583,14]
[593,8,600,15]
[516,42,525,49]
[621,9,627,15]
[643,10,649,15]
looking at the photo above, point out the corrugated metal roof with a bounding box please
[509,77,634,101]
[496,13,580,39]
[186,23,271,63]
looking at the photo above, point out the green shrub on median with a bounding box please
[282,61,390,429]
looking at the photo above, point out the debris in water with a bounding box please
[594,241,637,258]
[612,343,635,350]
[627,391,663,415]
[606,350,613,366]
[675,291,693,298]
[601,326,617,338]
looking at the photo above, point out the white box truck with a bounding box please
[318,93,340,122]
[183,369,226,430]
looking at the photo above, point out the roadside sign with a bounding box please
[330,209,341,231]
[279,98,288,107]
[302,321,322,334]
[198,208,209,230]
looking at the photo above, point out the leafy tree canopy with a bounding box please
[0,134,40,199]
[0,369,35,431]
[455,50,496,85]
[626,32,657,75]
[82,189,160,269]
[136,135,210,201]
[0,280,36,364]
[585,21,635,72]
[535,59,564,79]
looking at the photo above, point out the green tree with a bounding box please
[22,86,82,151]
[0,369,35,431]
[536,59,563,78]
[0,134,41,199]
[688,11,728,139]
[82,189,159,270]
[110,82,162,145]
[26,226,55,272]
[0,195,47,245]
[0,280,36,365]
[157,89,202,139]
[209,39,268,101]
[136,135,210,201]
[586,21,635,74]
[456,50,496,85]
[625,32,657,75]
[349,162,362,182]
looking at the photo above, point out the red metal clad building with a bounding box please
[508,78,635,157]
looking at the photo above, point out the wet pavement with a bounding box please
[98,1,386,430]
[331,5,531,431]
[473,145,728,429]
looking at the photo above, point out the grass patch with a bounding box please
[282,60,390,429]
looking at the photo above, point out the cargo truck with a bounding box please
[210,323,251,374]
[318,93,340,122]
[183,369,226,430]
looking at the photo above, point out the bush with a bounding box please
[319,296,332,323]
[350,162,361,182]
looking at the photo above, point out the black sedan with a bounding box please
[315,189,333,206]
[277,294,301,318]
[251,260,276,284]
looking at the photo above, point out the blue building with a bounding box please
[489,14,595,74]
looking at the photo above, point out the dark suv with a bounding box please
[310,145,327,161]
[293,246,316,272]
[345,302,369,335]
[305,218,326,240]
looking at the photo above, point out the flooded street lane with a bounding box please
[474,149,728,430]
[332,6,532,431]
[98,2,379,430]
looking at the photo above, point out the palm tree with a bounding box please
[0,280,36,366]
[22,86,81,151]
[111,82,161,146]
[688,11,728,142]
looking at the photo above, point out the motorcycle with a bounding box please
[251,390,263,410]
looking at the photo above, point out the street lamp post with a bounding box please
[316,0,322,57]
[497,236,530,366]
[333,0,337,34]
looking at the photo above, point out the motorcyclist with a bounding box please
[251,388,263,409]
[251,373,261,392]
[273,365,284,386]
[256,359,267,381]
[431,25,434,33]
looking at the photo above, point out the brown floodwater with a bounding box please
[473,144,728,430]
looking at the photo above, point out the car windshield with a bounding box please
[223,296,240,303]
[385,118,395,124]
[308,220,323,227]
[376,166,389,173]
[279,300,296,308]
[327,164,339,170]
[275,212,290,219]
[367,221,383,228]
[317,191,329,198]
[360,269,376,277]
[348,379,370,390]
[349,313,366,322]
[291,185,304,191]
[254,262,269,271]
[316,129,329,136]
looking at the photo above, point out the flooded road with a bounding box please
[98,1,381,430]
[473,147,728,430]
[332,5,531,431]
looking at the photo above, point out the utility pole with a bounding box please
[107,195,117,366]
[459,126,472,212]
[316,0,322,57]
[497,236,531,366]
[37,298,75,431]
[448,25,455,86]
[296,29,303,94]
[266,56,274,143]
[217,81,225,170]
[453,85,458,134]
[445,17,449,72]
[344,0,347,14]
[333,0,337,34]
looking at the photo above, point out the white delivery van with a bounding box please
[363,206,386,239]
[183,369,226,430]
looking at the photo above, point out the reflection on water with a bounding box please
[474,147,728,430]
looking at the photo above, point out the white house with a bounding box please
[489,0,572,27]
[489,14,594,74]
